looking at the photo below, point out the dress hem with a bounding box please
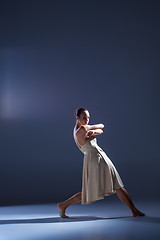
[81,185,124,205]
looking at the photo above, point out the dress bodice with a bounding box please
[79,137,104,155]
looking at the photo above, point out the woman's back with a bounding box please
[73,126,89,149]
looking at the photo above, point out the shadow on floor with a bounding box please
[0,215,156,225]
[119,215,160,224]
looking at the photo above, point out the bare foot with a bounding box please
[132,209,145,217]
[57,203,69,218]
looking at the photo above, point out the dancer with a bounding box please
[57,107,145,218]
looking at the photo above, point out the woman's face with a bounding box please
[77,111,90,126]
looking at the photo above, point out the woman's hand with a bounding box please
[85,130,94,138]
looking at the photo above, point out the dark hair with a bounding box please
[74,107,88,118]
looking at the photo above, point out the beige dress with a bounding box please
[78,137,124,205]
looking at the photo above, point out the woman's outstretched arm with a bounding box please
[84,123,104,131]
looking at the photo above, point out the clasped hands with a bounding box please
[85,129,104,138]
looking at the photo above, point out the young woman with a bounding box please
[57,108,145,218]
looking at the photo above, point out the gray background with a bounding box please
[0,0,159,205]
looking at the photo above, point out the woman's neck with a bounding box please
[75,122,81,130]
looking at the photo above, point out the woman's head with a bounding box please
[74,107,90,126]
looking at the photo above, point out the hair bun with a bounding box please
[74,107,88,117]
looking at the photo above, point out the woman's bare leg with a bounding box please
[57,192,82,218]
[116,187,145,217]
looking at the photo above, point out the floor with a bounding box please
[0,200,160,240]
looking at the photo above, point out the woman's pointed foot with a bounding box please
[57,203,69,218]
[132,209,145,217]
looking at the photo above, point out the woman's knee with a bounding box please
[115,187,124,192]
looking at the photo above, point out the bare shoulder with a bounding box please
[75,125,87,135]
